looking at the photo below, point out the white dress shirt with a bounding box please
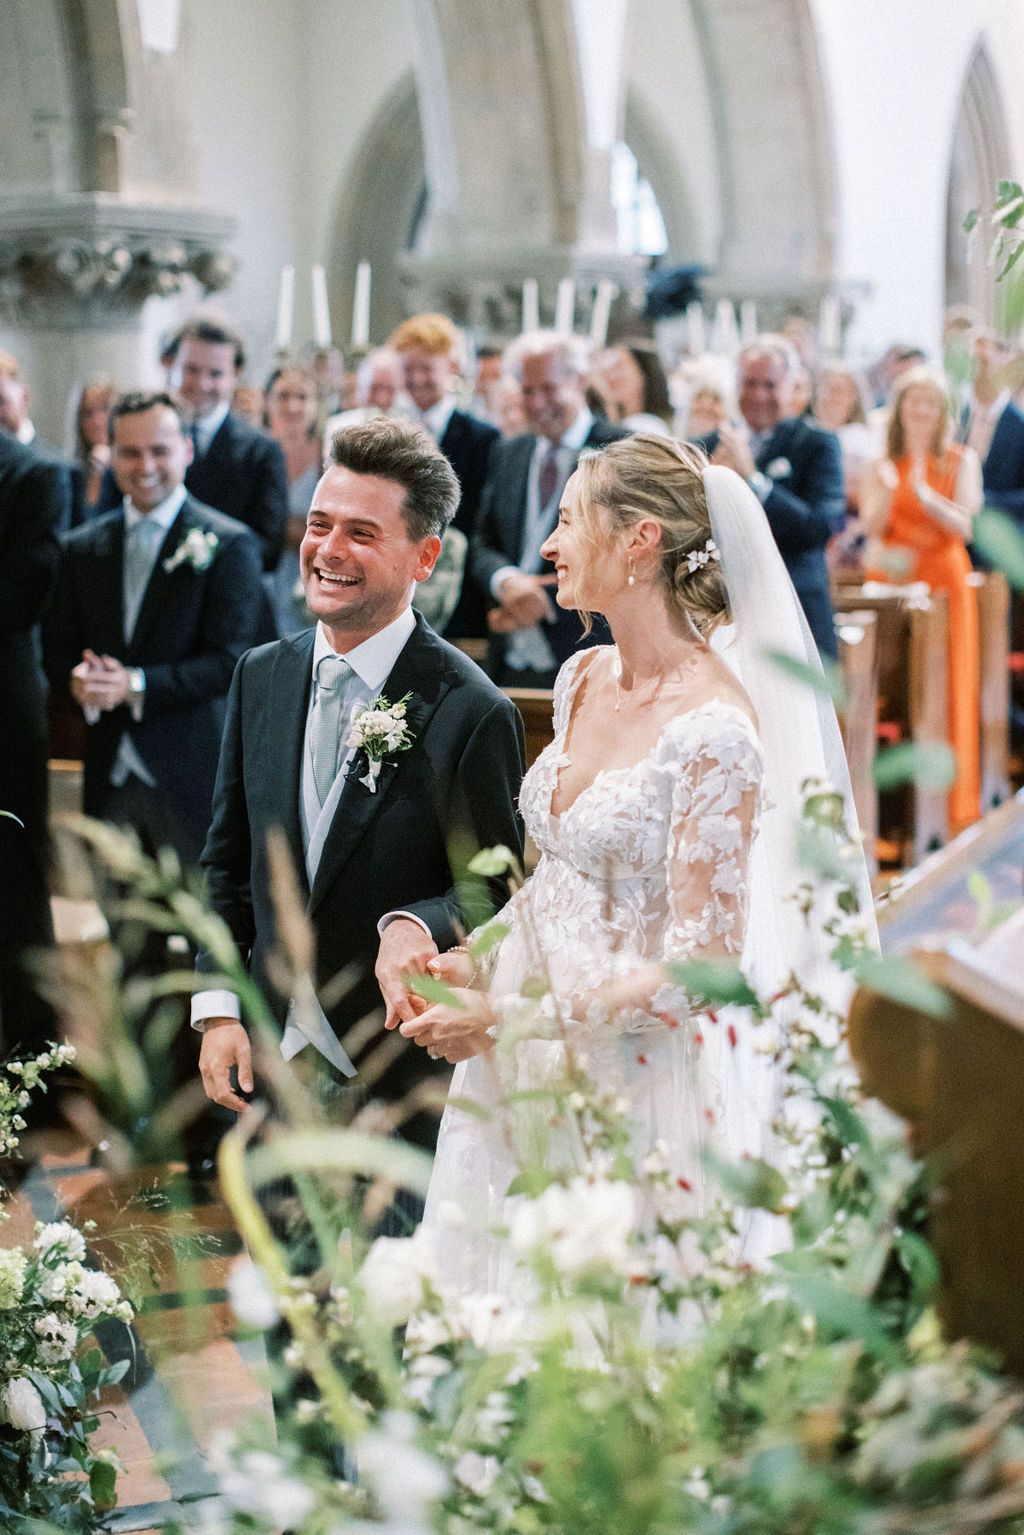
[191,400,230,456]
[109,486,187,789]
[190,606,418,1068]
[491,405,593,673]
[419,394,457,444]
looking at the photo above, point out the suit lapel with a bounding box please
[271,628,316,898]
[755,420,794,471]
[307,619,450,918]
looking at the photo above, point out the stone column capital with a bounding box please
[0,195,237,329]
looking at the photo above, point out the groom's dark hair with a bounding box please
[326,416,459,540]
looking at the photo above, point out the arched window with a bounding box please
[946,42,1011,325]
[610,142,668,257]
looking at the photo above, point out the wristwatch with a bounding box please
[127,668,145,722]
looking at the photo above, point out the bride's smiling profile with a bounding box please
[395,432,872,1292]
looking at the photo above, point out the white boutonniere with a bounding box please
[347,692,415,793]
[765,457,792,479]
[163,528,219,573]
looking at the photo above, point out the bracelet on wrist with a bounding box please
[448,943,483,986]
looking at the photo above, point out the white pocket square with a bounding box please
[765,457,792,479]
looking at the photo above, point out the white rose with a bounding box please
[69,1268,122,1319]
[34,1221,87,1262]
[453,1450,501,1497]
[0,1377,46,1432]
[509,1176,636,1275]
[358,1226,439,1327]
[226,1258,279,1329]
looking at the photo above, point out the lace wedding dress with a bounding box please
[422,646,775,1297]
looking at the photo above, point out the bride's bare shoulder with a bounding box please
[673,647,758,733]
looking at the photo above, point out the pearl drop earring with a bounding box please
[628,560,635,587]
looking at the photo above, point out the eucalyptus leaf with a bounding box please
[853,953,952,1017]
[668,956,759,1008]
[707,1153,789,1212]
[997,240,1024,280]
[972,506,1024,589]
[467,844,518,878]
[405,973,464,1008]
[766,649,846,709]
[872,742,956,790]
[783,1272,896,1357]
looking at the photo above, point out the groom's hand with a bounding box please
[376,919,439,1031]
[199,1019,254,1112]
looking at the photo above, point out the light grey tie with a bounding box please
[311,654,351,807]
[124,517,163,638]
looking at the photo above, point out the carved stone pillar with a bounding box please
[0,195,235,439]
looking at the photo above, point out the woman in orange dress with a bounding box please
[861,366,983,832]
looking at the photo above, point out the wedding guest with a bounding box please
[389,313,499,639]
[322,348,405,452]
[474,330,627,686]
[0,351,82,528]
[0,433,67,1055]
[698,336,845,659]
[231,382,265,430]
[43,390,264,868]
[592,340,673,434]
[675,358,735,439]
[960,329,1024,534]
[861,367,982,833]
[470,344,505,425]
[494,376,528,439]
[265,365,322,634]
[70,375,117,522]
[814,362,880,514]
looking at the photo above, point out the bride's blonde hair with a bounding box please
[570,433,730,634]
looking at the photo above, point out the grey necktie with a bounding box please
[311,654,352,807]
[124,516,163,638]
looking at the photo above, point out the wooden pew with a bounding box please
[848,906,1024,1373]
[502,687,555,770]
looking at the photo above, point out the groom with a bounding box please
[194,417,525,1146]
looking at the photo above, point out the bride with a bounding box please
[394,435,871,1294]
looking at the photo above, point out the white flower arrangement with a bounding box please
[163,526,219,573]
[346,690,415,793]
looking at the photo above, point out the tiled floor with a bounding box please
[3,1138,272,1532]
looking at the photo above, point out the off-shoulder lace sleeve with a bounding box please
[662,718,762,964]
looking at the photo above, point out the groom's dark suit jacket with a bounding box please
[697,417,845,660]
[43,495,264,856]
[472,419,627,674]
[198,614,526,1140]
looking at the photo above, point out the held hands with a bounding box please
[198,1019,254,1113]
[399,986,496,1064]
[710,422,756,481]
[376,917,440,1031]
[70,649,131,713]
[489,571,557,633]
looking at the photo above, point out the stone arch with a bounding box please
[686,0,836,298]
[326,70,426,347]
[945,39,1011,326]
[623,88,697,261]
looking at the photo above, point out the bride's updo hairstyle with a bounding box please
[571,433,730,633]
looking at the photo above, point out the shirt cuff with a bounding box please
[190,988,241,1032]
[490,565,521,601]
[377,910,433,939]
[748,471,773,503]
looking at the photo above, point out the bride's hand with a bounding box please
[426,948,475,986]
[398,988,496,1064]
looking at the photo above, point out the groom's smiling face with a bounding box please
[301,465,440,646]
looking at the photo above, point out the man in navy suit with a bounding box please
[699,335,845,660]
[0,432,67,1053]
[43,391,264,867]
[961,329,1024,532]
[472,331,628,687]
[389,312,499,639]
[192,417,525,1146]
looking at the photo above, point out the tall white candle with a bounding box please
[522,278,539,333]
[352,261,372,347]
[739,299,758,348]
[589,278,616,348]
[686,302,706,356]
[275,264,294,351]
[554,276,576,336]
[819,293,842,357]
[311,265,332,348]
[711,299,740,358]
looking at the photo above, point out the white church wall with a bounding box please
[812,0,1024,361]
